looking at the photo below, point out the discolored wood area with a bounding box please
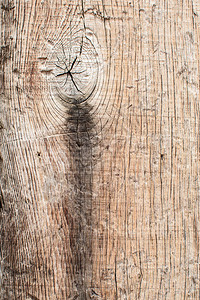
[0,0,200,299]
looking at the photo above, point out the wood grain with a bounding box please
[1,0,200,299]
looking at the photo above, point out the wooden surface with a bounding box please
[1,0,200,299]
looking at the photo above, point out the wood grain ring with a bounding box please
[45,29,101,105]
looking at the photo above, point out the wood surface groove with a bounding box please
[1,0,200,299]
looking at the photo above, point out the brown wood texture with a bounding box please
[1,0,200,299]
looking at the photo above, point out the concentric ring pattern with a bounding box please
[45,29,101,105]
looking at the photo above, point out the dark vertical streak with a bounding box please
[170,117,173,200]
[160,75,163,216]
[64,103,95,299]
[81,0,86,30]
[0,185,4,209]
[114,256,118,299]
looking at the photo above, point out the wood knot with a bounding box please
[43,29,101,105]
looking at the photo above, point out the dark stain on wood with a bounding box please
[64,102,95,298]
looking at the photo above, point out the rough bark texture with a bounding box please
[1,0,200,299]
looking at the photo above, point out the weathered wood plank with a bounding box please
[1,0,200,299]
